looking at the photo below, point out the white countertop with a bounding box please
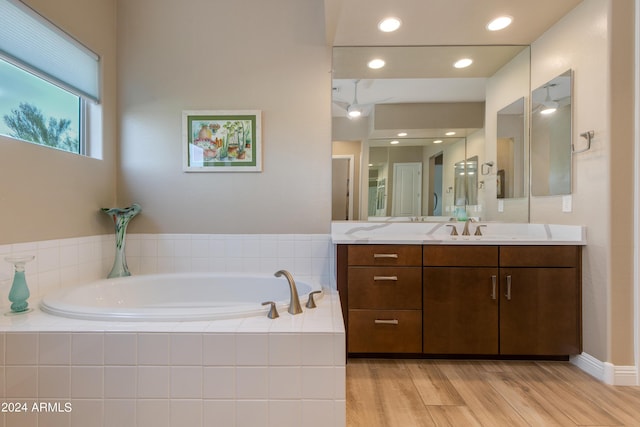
[331,221,586,245]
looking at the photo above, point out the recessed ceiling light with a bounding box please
[445,131,456,136]
[378,17,401,33]
[367,58,386,69]
[487,16,513,31]
[433,140,443,144]
[397,132,407,137]
[390,140,399,145]
[454,58,473,69]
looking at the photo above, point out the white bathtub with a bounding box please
[40,272,323,321]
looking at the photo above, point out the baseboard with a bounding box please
[571,353,638,385]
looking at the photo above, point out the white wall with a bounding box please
[0,0,117,245]
[116,0,332,235]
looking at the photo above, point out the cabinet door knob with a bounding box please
[505,275,512,300]
[373,276,398,281]
[491,275,497,300]
[373,253,399,259]
[374,319,399,325]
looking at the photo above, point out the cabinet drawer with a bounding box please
[348,267,422,309]
[348,245,422,266]
[348,309,422,353]
[424,245,498,267]
[500,246,580,267]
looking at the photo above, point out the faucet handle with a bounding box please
[446,224,458,236]
[306,290,322,309]
[261,301,279,319]
[474,224,487,236]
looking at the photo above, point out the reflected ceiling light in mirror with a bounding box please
[433,140,443,144]
[378,17,401,32]
[540,84,558,115]
[486,16,513,31]
[445,131,456,136]
[347,105,362,118]
[390,140,400,145]
[454,58,473,68]
[397,132,407,137]
[367,58,385,69]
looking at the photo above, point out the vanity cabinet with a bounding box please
[499,246,581,355]
[423,245,581,356]
[423,246,499,354]
[340,244,422,353]
[337,243,582,357]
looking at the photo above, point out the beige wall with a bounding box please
[0,0,118,244]
[530,0,635,365]
[116,0,332,235]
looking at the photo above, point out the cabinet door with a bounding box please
[500,268,580,355]
[424,267,499,354]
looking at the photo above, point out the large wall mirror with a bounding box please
[331,45,531,222]
[531,70,572,196]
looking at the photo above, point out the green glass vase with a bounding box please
[5,255,35,313]
[102,203,141,278]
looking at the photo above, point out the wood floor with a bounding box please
[346,358,640,426]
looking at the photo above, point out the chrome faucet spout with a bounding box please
[274,270,303,315]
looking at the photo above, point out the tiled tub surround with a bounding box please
[0,233,335,303]
[0,233,343,427]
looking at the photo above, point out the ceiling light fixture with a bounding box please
[397,132,407,137]
[487,16,513,31]
[445,131,456,136]
[433,140,443,144]
[378,17,401,32]
[454,58,473,69]
[390,140,400,145]
[367,58,386,69]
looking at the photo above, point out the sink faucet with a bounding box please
[274,270,303,315]
[462,218,476,236]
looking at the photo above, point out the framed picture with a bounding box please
[182,110,262,172]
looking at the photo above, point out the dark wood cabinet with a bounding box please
[499,245,582,356]
[337,243,582,358]
[339,244,423,353]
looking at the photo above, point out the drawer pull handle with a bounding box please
[374,319,399,325]
[373,253,399,259]
[505,275,512,301]
[491,275,497,300]
[373,276,398,281]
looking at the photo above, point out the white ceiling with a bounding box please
[327,0,583,121]
[326,0,583,47]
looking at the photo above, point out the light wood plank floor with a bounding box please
[346,359,640,426]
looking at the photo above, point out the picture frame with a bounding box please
[182,110,262,172]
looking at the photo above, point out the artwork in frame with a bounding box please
[182,110,262,172]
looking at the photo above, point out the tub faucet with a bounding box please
[274,270,303,315]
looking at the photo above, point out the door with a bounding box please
[332,157,351,220]
[424,267,499,354]
[391,162,422,216]
[500,267,579,355]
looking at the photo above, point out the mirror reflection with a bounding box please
[331,45,531,222]
[496,97,527,199]
[531,70,572,196]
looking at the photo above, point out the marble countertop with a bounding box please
[331,221,586,245]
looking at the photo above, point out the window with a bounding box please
[0,0,100,155]
[0,58,84,154]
